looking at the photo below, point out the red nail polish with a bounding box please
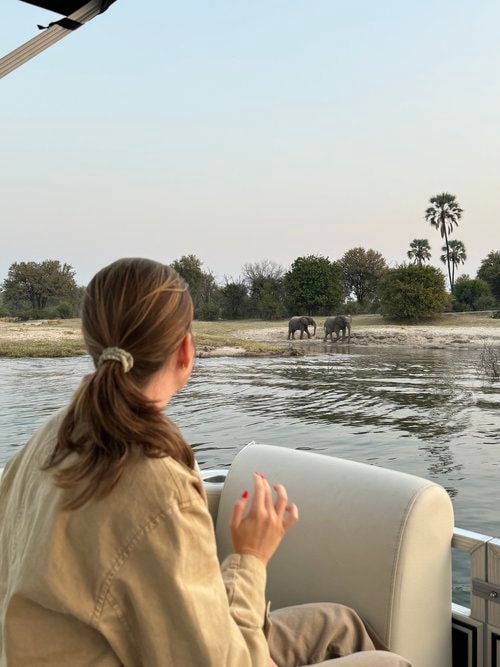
[242,490,249,499]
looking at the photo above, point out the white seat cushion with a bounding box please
[215,444,453,667]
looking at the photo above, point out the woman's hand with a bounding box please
[230,473,298,566]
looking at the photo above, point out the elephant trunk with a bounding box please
[312,320,316,337]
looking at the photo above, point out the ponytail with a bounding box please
[43,258,195,510]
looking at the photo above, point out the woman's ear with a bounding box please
[143,333,195,406]
[176,332,195,377]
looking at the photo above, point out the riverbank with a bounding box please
[0,318,284,358]
[1,313,500,358]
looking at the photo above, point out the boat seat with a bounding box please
[207,443,454,667]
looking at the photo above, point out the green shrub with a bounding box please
[339,299,361,316]
[17,308,58,321]
[55,301,74,319]
[452,276,495,312]
[197,302,220,321]
[0,305,10,318]
[378,264,448,321]
[475,295,498,311]
[256,286,286,320]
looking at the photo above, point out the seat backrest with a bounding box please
[214,444,453,667]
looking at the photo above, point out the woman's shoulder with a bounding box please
[117,452,206,515]
[66,454,208,559]
[2,407,68,481]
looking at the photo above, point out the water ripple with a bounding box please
[1,348,500,542]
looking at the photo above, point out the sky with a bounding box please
[1,0,499,286]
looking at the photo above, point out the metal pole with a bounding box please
[0,0,104,80]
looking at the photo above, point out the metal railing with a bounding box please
[451,528,500,666]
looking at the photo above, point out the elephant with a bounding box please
[323,315,352,343]
[288,316,316,340]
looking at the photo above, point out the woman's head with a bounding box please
[45,258,196,509]
[83,258,193,385]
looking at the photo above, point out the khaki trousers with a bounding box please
[268,603,412,667]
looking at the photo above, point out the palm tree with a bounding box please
[440,240,466,292]
[425,192,463,291]
[407,239,431,266]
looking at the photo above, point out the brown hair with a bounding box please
[43,258,195,509]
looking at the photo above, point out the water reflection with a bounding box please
[197,350,474,457]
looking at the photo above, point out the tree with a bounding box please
[241,260,285,318]
[171,255,218,316]
[338,248,387,306]
[284,255,343,314]
[440,239,466,292]
[197,302,221,321]
[0,289,9,318]
[199,269,219,306]
[256,283,286,320]
[378,264,448,321]
[197,270,222,321]
[242,260,284,297]
[171,255,205,312]
[452,276,496,312]
[219,280,249,319]
[2,260,78,315]
[477,251,500,302]
[425,192,463,291]
[407,239,431,266]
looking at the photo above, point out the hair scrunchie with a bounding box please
[98,347,134,373]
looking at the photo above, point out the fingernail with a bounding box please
[257,472,266,479]
[242,490,249,499]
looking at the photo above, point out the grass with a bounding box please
[350,312,500,328]
[0,338,87,358]
[0,319,86,358]
[1,312,500,358]
[0,318,284,358]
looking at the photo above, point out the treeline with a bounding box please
[1,193,500,322]
[163,249,500,321]
[1,248,500,324]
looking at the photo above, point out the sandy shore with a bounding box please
[0,320,82,342]
[230,325,500,351]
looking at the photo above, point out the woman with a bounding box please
[0,258,411,666]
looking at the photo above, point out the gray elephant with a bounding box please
[323,315,352,343]
[288,316,316,340]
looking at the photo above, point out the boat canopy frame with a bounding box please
[0,0,116,79]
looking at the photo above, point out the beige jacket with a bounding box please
[0,411,269,666]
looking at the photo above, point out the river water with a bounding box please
[1,347,499,605]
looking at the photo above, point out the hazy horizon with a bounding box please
[2,1,499,286]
